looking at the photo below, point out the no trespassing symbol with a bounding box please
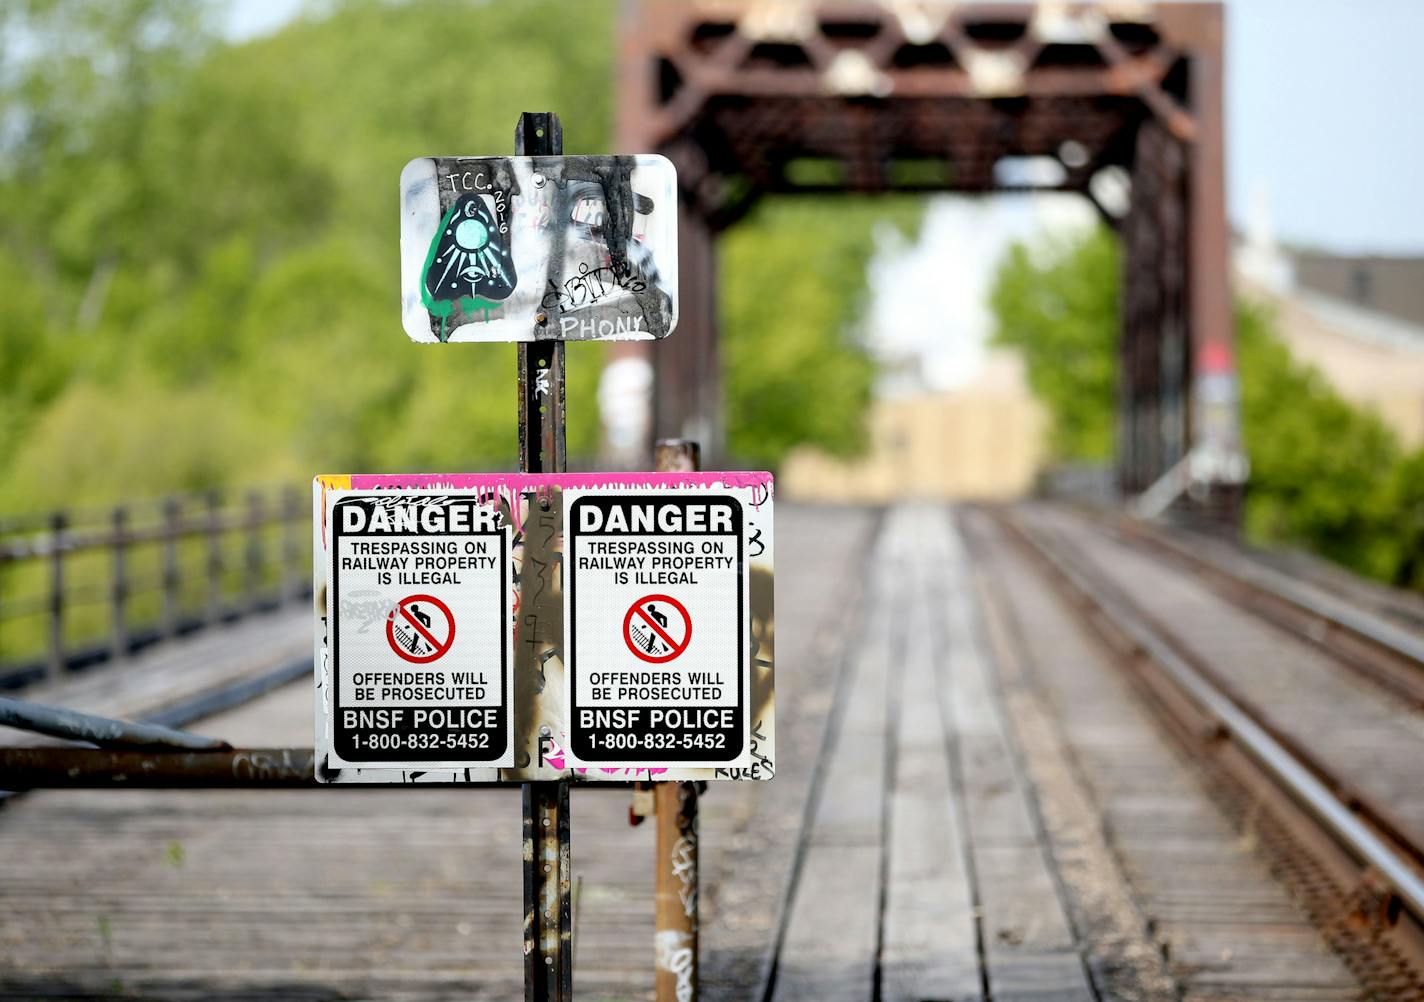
[386,593,456,664]
[622,594,691,664]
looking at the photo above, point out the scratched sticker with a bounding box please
[399,155,678,343]
[312,473,775,785]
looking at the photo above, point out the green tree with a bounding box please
[1235,298,1406,581]
[0,0,893,511]
[721,196,921,468]
[988,227,1119,461]
[988,224,1423,588]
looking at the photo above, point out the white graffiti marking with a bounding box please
[672,833,697,918]
[654,930,694,1002]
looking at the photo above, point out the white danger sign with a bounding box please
[399,154,678,343]
[563,487,767,769]
[320,490,514,770]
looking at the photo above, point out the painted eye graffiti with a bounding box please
[423,194,516,306]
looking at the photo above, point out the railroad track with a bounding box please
[988,505,1424,1000]
[1102,511,1424,710]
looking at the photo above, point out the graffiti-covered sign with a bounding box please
[563,483,771,770]
[399,155,678,343]
[313,473,774,785]
[318,490,515,771]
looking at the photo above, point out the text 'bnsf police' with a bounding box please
[576,499,736,585]
[339,501,500,586]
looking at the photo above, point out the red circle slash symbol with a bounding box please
[623,594,692,664]
[386,594,456,664]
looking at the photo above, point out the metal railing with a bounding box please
[0,486,310,688]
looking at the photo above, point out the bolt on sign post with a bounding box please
[311,113,776,1002]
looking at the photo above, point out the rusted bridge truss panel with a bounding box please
[617,1,1241,506]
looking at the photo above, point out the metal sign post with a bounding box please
[516,111,573,1002]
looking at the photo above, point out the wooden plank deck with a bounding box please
[0,506,878,1001]
[0,502,1373,1001]
[770,506,1096,1002]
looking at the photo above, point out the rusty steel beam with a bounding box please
[616,1,1242,518]
[0,747,655,790]
[0,747,316,787]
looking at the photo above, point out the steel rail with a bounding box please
[1106,513,1424,708]
[993,508,1424,926]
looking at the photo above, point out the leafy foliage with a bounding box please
[1235,299,1417,583]
[989,224,1424,589]
[720,197,921,468]
[988,228,1119,461]
[0,0,896,513]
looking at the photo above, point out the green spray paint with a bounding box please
[421,201,506,341]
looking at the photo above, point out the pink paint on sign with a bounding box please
[343,471,772,493]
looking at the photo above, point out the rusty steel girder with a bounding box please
[615,1,1240,514]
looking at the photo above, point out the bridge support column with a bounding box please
[1122,5,1244,525]
[1183,7,1246,524]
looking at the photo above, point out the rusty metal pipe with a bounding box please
[0,697,231,751]
[0,746,653,790]
[0,747,311,787]
[654,780,700,1002]
[653,438,701,1002]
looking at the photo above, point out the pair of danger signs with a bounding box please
[316,477,772,780]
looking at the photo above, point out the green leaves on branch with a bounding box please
[989,224,1424,590]
[989,228,1119,462]
[721,196,921,469]
[0,0,892,510]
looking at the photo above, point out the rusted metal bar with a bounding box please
[653,437,701,1002]
[654,781,700,1002]
[0,745,651,791]
[517,112,567,477]
[0,697,230,751]
[0,747,313,788]
[109,505,129,661]
[516,110,574,1002]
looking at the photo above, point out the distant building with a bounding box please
[1294,254,1424,329]
[780,351,1046,502]
[1236,221,1424,448]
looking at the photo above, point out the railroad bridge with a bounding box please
[617,0,1244,513]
